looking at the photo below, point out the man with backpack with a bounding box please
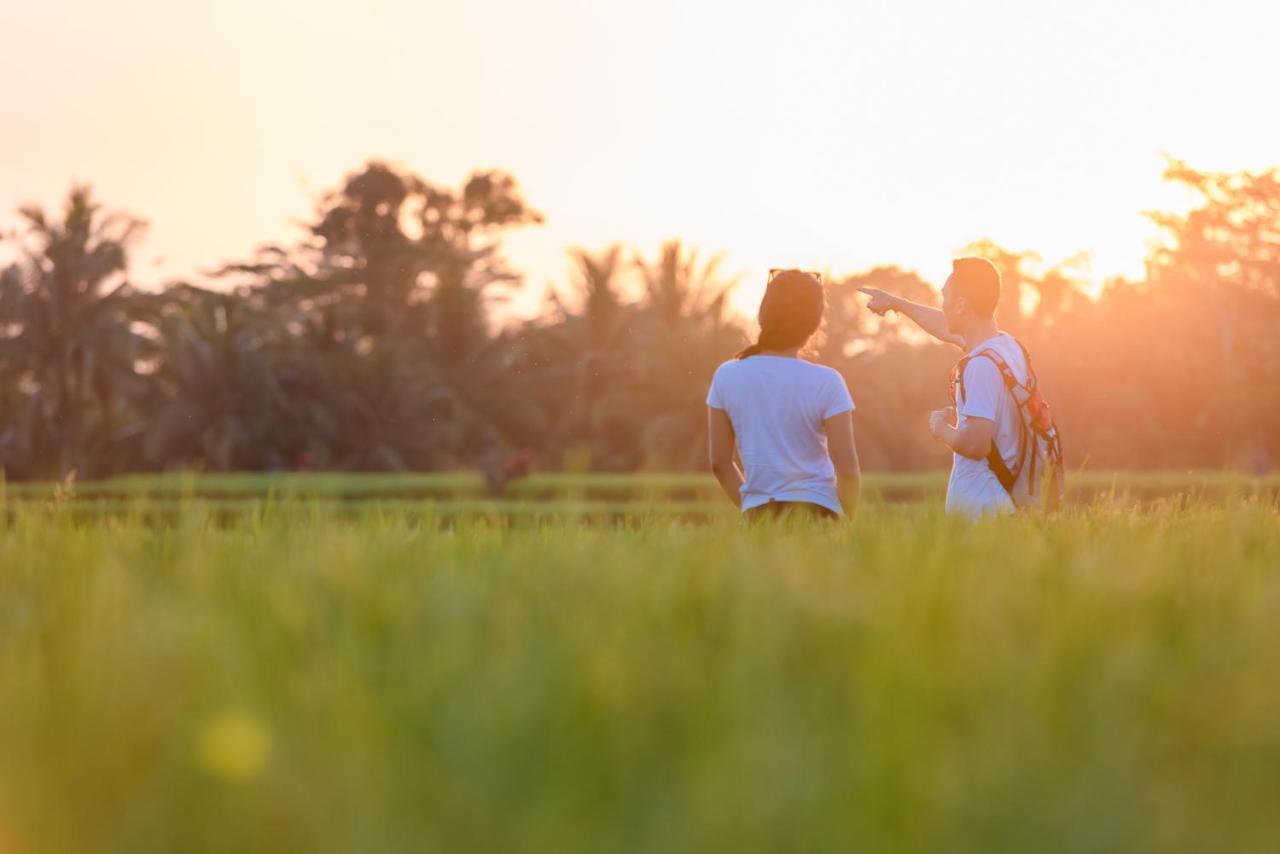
[860,257,1064,516]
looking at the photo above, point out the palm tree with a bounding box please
[629,240,746,469]
[0,186,150,478]
[635,240,735,329]
[568,244,627,351]
[141,285,289,471]
[535,245,638,468]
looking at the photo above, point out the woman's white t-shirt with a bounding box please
[706,356,855,514]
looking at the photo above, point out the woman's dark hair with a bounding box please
[737,269,825,359]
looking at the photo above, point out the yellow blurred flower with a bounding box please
[199,709,270,782]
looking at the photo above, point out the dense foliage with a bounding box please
[2,159,1278,478]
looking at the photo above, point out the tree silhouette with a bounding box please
[630,240,745,468]
[1144,159,1280,463]
[2,158,1279,479]
[214,161,544,469]
[140,284,290,471]
[539,245,636,466]
[0,187,150,478]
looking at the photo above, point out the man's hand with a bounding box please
[858,287,899,316]
[858,287,965,348]
[929,406,957,441]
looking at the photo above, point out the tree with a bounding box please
[215,161,544,470]
[140,284,289,471]
[1143,159,1280,464]
[819,267,955,470]
[629,240,746,468]
[4,158,1278,479]
[0,187,151,478]
[535,245,640,468]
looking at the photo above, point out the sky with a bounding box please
[2,0,1278,316]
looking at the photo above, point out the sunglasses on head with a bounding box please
[768,268,823,285]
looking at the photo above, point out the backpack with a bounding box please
[949,338,1065,511]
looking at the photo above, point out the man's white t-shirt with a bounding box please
[706,356,855,514]
[946,333,1027,518]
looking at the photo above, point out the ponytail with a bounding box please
[736,328,783,360]
[737,325,783,355]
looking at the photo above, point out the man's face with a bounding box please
[942,275,965,333]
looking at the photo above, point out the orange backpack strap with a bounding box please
[953,349,1014,405]
[948,358,968,408]
[952,348,1023,499]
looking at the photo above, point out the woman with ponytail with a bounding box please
[706,270,861,520]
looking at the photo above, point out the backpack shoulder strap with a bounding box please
[986,444,1016,493]
[1012,336,1036,372]
[949,355,972,407]
[954,349,1009,400]
[958,348,1022,500]
[973,348,1017,386]
[954,345,1002,385]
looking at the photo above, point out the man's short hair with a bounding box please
[951,257,1001,317]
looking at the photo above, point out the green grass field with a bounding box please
[3,475,1280,852]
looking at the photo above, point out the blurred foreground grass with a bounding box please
[2,494,1280,852]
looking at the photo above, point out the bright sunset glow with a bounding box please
[2,0,1277,314]
[6,4,1280,847]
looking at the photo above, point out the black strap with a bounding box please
[987,443,1016,495]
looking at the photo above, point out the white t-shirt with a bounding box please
[706,356,855,514]
[946,333,1027,518]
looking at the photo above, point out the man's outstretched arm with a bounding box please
[858,287,965,348]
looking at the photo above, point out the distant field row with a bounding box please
[3,471,1278,504]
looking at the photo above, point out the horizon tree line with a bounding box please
[1,158,1278,480]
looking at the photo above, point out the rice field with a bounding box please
[2,474,1279,853]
